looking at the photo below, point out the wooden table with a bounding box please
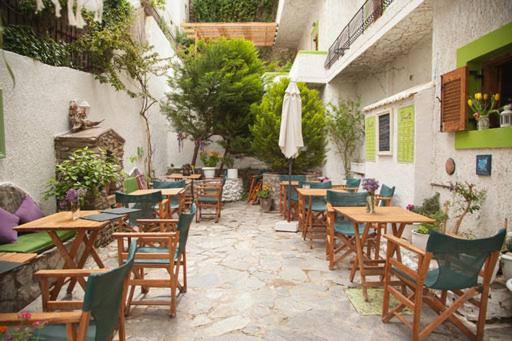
[166,173,202,180]
[296,188,346,247]
[333,206,434,301]
[15,211,112,299]
[130,188,186,214]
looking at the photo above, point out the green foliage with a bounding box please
[256,184,273,199]
[413,193,448,234]
[250,78,327,172]
[150,0,167,9]
[326,99,364,176]
[163,39,263,164]
[3,25,72,67]
[44,148,122,202]
[129,146,145,164]
[200,151,221,167]
[191,0,276,22]
[451,182,487,234]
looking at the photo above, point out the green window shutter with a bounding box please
[397,105,415,163]
[0,89,5,159]
[365,116,376,161]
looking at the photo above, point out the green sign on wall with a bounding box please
[397,105,414,163]
[365,116,376,161]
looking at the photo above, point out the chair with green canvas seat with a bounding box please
[377,184,395,207]
[345,178,361,192]
[153,180,187,217]
[382,229,505,340]
[0,241,137,341]
[115,191,169,230]
[194,179,223,223]
[279,175,306,218]
[326,191,374,271]
[300,181,332,246]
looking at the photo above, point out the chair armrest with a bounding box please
[113,232,177,238]
[35,269,108,278]
[326,203,335,213]
[383,234,426,256]
[0,311,82,325]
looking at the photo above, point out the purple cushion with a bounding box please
[0,207,19,243]
[14,196,44,223]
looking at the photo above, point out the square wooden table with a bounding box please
[15,211,113,299]
[166,173,202,180]
[296,188,346,247]
[130,188,186,214]
[333,206,434,301]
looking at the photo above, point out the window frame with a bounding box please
[377,110,392,156]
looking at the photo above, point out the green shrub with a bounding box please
[250,78,327,173]
[191,0,276,22]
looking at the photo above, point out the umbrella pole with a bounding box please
[287,158,292,222]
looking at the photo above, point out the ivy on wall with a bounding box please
[190,0,277,22]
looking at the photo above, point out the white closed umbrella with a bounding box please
[278,81,304,223]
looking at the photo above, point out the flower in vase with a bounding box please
[406,204,415,211]
[362,178,379,194]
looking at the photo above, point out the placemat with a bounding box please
[80,213,125,222]
[101,207,141,214]
[0,261,22,274]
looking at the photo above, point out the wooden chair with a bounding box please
[337,178,361,192]
[115,191,169,230]
[0,242,137,341]
[300,181,332,248]
[326,191,377,271]
[153,179,187,217]
[114,205,195,318]
[194,179,224,223]
[377,184,395,207]
[382,229,506,341]
[247,175,262,204]
[279,175,306,218]
[135,174,148,190]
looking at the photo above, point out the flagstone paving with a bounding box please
[25,202,512,340]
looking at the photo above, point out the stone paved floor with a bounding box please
[26,202,512,340]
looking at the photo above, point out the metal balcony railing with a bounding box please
[324,0,394,69]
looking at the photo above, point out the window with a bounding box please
[378,112,391,155]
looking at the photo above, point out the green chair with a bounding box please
[279,175,306,219]
[0,241,137,341]
[115,191,166,228]
[300,180,332,212]
[114,205,196,318]
[345,178,361,192]
[299,181,333,247]
[153,180,187,216]
[377,184,395,207]
[383,229,506,340]
[325,191,370,270]
[123,177,139,194]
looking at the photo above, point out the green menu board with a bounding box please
[397,105,414,163]
[365,116,376,161]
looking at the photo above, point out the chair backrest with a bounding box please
[379,184,395,206]
[176,204,196,257]
[346,178,361,188]
[300,180,332,189]
[326,191,368,207]
[136,174,148,190]
[115,191,163,225]
[195,179,223,198]
[426,229,506,290]
[279,175,306,182]
[153,180,186,189]
[82,241,136,341]
[123,177,138,194]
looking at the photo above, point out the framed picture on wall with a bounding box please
[476,154,492,176]
[377,111,392,155]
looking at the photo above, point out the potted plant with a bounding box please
[257,184,273,212]
[44,148,122,210]
[468,92,500,130]
[200,151,220,178]
[362,178,379,213]
[410,194,448,250]
[223,155,238,179]
[501,227,512,280]
[412,224,439,250]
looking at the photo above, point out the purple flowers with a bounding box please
[406,203,415,211]
[64,188,84,204]
[362,178,379,193]
[318,176,330,183]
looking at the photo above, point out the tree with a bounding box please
[326,99,364,177]
[211,39,264,168]
[250,78,327,173]
[76,0,168,177]
[163,38,263,166]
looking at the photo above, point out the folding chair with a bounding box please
[115,191,169,230]
[195,178,224,223]
[153,179,187,217]
[382,229,505,341]
[300,180,332,248]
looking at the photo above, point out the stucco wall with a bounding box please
[430,0,512,237]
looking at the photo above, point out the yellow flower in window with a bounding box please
[483,93,489,100]
[474,93,482,100]
[494,93,500,101]
[467,99,473,107]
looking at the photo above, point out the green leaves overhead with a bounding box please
[250,78,327,173]
[191,0,276,22]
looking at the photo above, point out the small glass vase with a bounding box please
[70,202,80,221]
[366,193,375,214]
[477,115,489,130]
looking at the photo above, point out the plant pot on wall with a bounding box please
[260,198,273,212]
[227,168,238,179]
[501,252,512,280]
[203,167,216,178]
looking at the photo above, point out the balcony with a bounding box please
[325,0,432,82]
[289,50,328,84]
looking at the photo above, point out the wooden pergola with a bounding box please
[182,22,278,46]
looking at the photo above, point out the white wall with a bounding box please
[430,0,512,237]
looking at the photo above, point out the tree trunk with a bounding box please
[141,112,153,177]
[219,141,230,171]
[191,140,200,166]
[343,148,351,178]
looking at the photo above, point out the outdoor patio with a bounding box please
[20,202,512,340]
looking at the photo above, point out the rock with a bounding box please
[205,316,250,337]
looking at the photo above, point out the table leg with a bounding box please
[298,193,304,237]
[66,230,104,295]
[351,221,369,300]
[179,192,185,213]
[49,230,87,299]
[308,196,313,249]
